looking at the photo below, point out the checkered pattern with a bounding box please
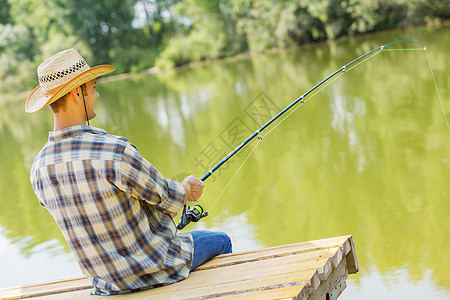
[30,125,193,295]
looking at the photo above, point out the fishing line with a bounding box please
[208,139,262,213]
[208,49,384,213]
[381,47,449,133]
[382,48,425,51]
[425,50,450,133]
[267,46,447,135]
[261,49,382,138]
[179,40,448,229]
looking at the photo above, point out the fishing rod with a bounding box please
[176,40,426,230]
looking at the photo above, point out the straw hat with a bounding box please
[25,48,115,113]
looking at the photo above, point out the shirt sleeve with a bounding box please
[119,143,186,214]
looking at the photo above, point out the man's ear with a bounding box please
[70,87,83,101]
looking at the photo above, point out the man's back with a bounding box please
[30,125,192,295]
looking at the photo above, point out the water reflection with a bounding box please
[329,82,368,172]
[0,25,448,298]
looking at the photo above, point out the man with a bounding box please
[26,49,232,295]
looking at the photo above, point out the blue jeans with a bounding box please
[188,230,232,271]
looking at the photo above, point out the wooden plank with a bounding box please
[197,236,351,271]
[144,257,331,297]
[346,235,359,274]
[1,245,343,299]
[135,271,315,299]
[23,289,90,300]
[218,236,350,258]
[148,273,310,300]
[216,285,306,300]
[194,239,349,272]
[307,257,348,300]
[104,246,342,299]
[25,271,314,300]
[0,235,357,300]
[0,249,327,299]
[0,277,91,300]
[29,251,336,299]
[317,259,332,281]
[31,285,307,300]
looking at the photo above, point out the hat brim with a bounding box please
[25,65,115,113]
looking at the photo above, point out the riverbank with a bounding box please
[0,50,272,103]
[2,21,448,104]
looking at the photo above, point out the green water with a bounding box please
[0,25,449,299]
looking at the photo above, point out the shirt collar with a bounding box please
[48,125,107,142]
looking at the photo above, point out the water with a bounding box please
[0,25,448,299]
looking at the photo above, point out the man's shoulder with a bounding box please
[68,131,132,161]
[31,131,133,171]
[87,130,130,146]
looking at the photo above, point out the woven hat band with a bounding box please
[38,58,89,92]
[39,59,88,84]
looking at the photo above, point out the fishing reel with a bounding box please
[176,204,208,230]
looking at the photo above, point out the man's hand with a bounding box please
[181,175,205,203]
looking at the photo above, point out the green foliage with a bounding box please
[0,0,92,93]
[0,0,448,94]
[0,24,37,92]
[155,0,448,66]
[0,0,12,24]
[413,0,450,20]
[54,0,138,65]
[156,0,246,67]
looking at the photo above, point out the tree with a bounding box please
[134,0,181,43]
[0,0,12,24]
[55,0,138,65]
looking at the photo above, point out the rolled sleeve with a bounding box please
[157,179,186,213]
[120,144,186,214]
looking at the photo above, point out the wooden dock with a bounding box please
[0,235,358,299]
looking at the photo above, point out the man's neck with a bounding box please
[52,94,91,131]
[53,114,87,131]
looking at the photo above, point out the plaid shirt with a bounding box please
[30,125,193,295]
